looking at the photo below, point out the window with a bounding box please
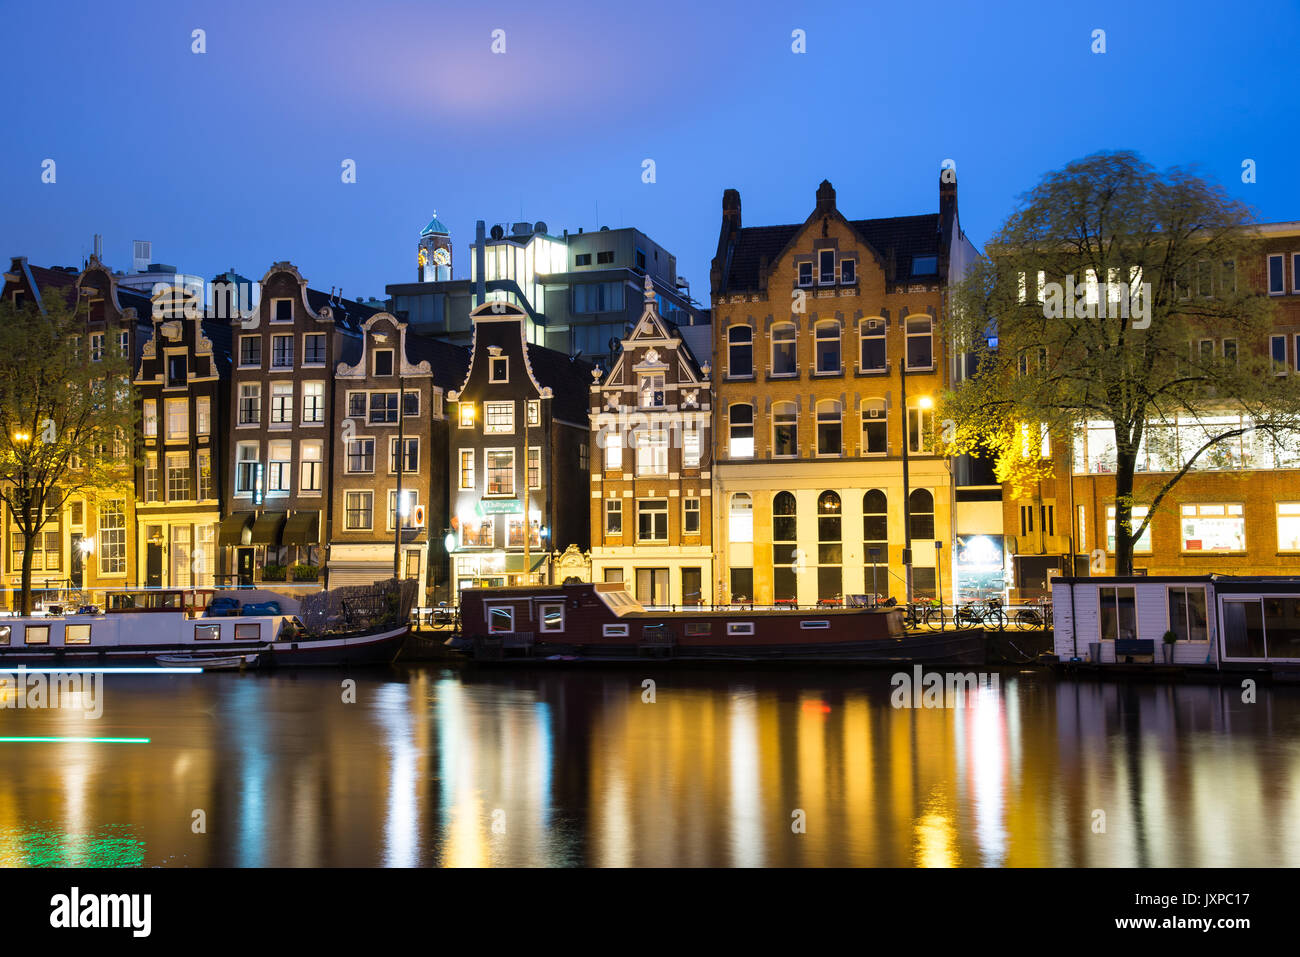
[909,489,934,540]
[238,383,261,425]
[682,425,701,468]
[603,623,629,637]
[815,321,840,374]
[908,406,933,454]
[486,449,515,495]
[167,353,186,386]
[526,399,540,426]
[728,326,753,378]
[818,249,835,285]
[635,249,647,271]
[143,400,158,438]
[912,255,938,276]
[25,625,50,646]
[235,443,259,493]
[527,447,540,489]
[389,490,417,530]
[164,398,188,439]
[90,333,104,362]
[404,391,420,418]
[489,355,508,382]
[861,400,887,455]
[166,451,191,500]
[1223,338,1238,364]
[461,517,494,547]
[604,430,623,469]
[798,262,813,287]
[1099,586,1137,641]
[459,450,475,489]
[638,499,668,541]
[239,335,261,368]
[638,373,665,408]
[273,298,292,322]
[771,324,797,376]
[1273,335,1288,374]
[295,381,323,424]
[195,624,221,641]
[196,396,211,435]
[863,490,888,572]
[860,320,886,372]
[1279,503,1300,551]
[267,441,292,494]
[368,392,398,424]
[772,491,798,602]
[635,429,669,476]
[346,438,375,474]
[459,402,475,428]
[487,606,513,634]
[1077,504,1087,552]
[772,402,798,457]
[1106,505,1152,553]
[270,382,293,425]
[144,454,159,502]
[303,333,326,365]
[390,436,419,474]
[729,492,753,543]
[1168,586,1209,642]
[506,515,541,548]
[727,622,756,636]
[906,316,933,370]
[271,334,294,369]
[840,259,856,284]
[300,441,322,492]
[728,404,754,458]
[539,603,564,633]
[596,250,614,264]
[816,400,841,456]
[817,491,842,601]
[485,401,514,433]
[605,498,622,536]
[344,491,373,530]
[1294,253,1300,294]
[1019,505,1034,536]
[235,623,261,641]
[575,253,592,267]
[683,497,700,535]
[97,500,126,574]
[1268,254,1285,295]
[1181,503,1245,552]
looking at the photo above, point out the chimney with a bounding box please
[474,220,487,306]
[815,180,836,215]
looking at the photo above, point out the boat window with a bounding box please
[539,603,564,632]
[488,606,514,634]
[603,624,629,637]
[235,623,261,640]
[800,620,831,630]
[65,624,91,644]
[25,625,50,645]
[684,622,711,636]
[726,622,755,636]
[0,625,9,646]
[195,624,222,641]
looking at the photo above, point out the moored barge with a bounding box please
[450,582,987,664]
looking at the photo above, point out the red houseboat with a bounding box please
[450,582,986,664]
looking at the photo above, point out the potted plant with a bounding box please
[261,563,287,582]
[292,563,320,582]
[1162,629,1178,664]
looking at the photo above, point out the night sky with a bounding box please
[3,0,1297,304]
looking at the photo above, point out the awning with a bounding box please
[218,511,255,546]
[249,511,287,545]
[282,511,320,545]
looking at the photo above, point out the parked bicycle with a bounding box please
[903,597,946,629]
[956,597,1007,629]
[1012,598,1053,630]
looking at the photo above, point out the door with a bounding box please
[70,533,84,588]
[237,548,255,588]
[146,543,164,588]
[681,567,702,606]
[1222,599,1266,659]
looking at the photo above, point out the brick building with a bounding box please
[588,275,713,605]
[708,177,978,606]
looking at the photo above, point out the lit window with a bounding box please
[908,406,933,454]
[605,499,622,536]
[635,429,669,476]
[729,492,753,543]
[728,404,754,458]
[459,402,475,428]
[300,442,322,492]
[302,382,324,423]
[1180,503,1245,553]
[861,400,887,455]
[637,499,668,542]
[459,450,475,489]
[485,401,514,433]
[1106,505,1153,554]
[344,491,373,530]
[772,402,798,457]
[486,449,515,495]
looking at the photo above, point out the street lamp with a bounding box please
[934,539,944,630]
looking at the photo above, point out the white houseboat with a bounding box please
[1052,575,1300,670]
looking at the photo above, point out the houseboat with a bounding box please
[0,580,415,668]
[450,582,988,664]
[1052,574,1300,673]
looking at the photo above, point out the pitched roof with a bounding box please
[405,332,469,391]
[304,287,380,333]
[526,343,594,424]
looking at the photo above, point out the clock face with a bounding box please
[432,247,450,266]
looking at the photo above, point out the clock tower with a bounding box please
[417,212,452,282]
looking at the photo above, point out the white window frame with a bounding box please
[459,449,475,490]
[1267,253,1285,295]
[484,401,514,434]
[538,602,565,633]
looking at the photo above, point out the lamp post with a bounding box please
[868,546,881,607]
[934,539,944,630]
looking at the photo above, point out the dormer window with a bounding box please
[818,250,836,285]
[490,355,508,383]
[273,298,293,322]
[912,255,938,277]
[167,354,187,387]
[374,349,394,376]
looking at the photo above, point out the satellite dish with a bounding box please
[490,224,505,240]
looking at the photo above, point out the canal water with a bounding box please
[0,666,1296,867]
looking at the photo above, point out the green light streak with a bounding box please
[0,735,150,744]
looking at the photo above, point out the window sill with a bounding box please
[905,365,936,374]
[813,370,844,378]
[726,375,756,382]
[766,372,799,381]
[855,367,890,377]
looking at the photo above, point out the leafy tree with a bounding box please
[943,151,1300,574]
[0,294,135,613]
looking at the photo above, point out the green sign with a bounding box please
[479,499,521,515]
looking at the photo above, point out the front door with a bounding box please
[146,543,163,588]
[70,533,84,588]
[237,548,255,588]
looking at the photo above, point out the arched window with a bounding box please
[815,320,841,374]
[771,323,797,377]
[772,401,798,457]
[816,399,842,456]
[728,403,754,458]
[729,492,753,543]
[909,488,934,540]
[728,325,753,378]
[905,315,933,370]
[772,491,798,602]
[861,398,887,455]
[817,490,842,602]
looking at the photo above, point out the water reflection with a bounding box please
[0,668,1296,866]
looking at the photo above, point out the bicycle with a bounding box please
[956,597,1007,629]
[1013,598,1052,630]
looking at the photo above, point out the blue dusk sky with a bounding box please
[2,0,1297,306]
